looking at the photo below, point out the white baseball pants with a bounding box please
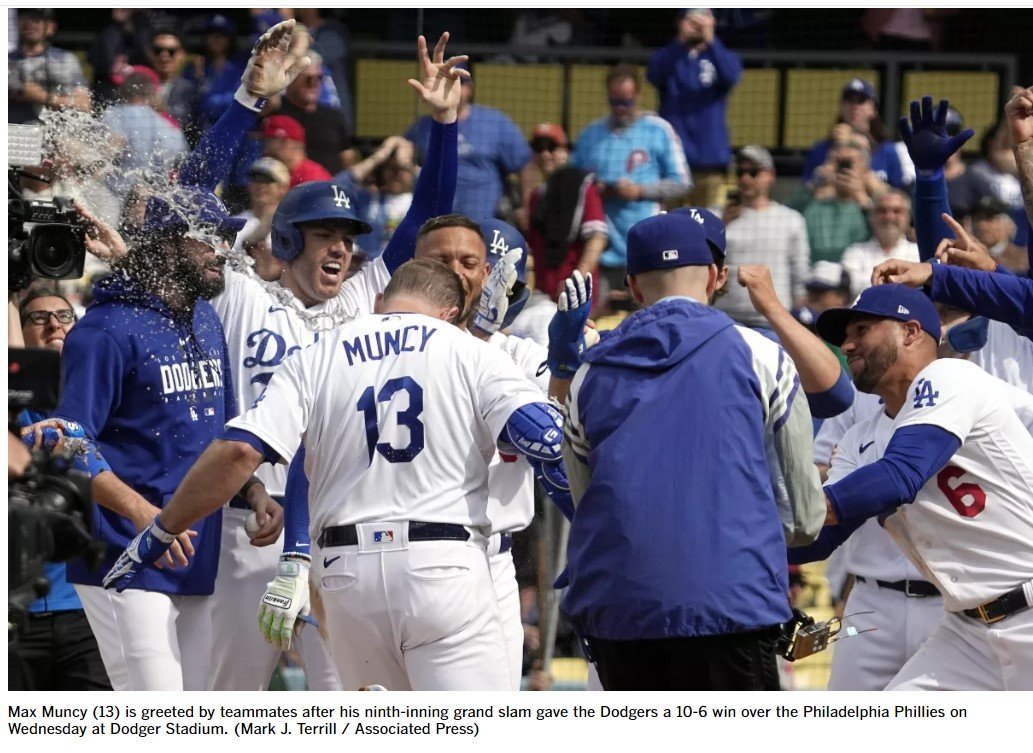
[487,536,522,690]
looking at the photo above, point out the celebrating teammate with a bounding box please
[103,259,566,691]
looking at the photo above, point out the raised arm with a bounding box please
[1005,85,1033,274]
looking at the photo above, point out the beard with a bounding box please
[851,338,898,393]
[172,254,225,303]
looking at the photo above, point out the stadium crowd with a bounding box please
[8,8,1033,693]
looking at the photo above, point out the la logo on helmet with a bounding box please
[489,229,509,256]
[331,185,351,209]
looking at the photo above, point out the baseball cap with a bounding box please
[21,9,55,21]
[626,212,712,276]
[736,145,774,172]
[805,261,848,293]
[971,195,1010,218]
[842,78,877,103]
[204,14,237,37]
[945,106,964,137]
[249,157,291,185]
[815,284,941,347]
[144,186,247,239]
[670,206,725,258]
[530,123,568,149]
[262,115,305,143]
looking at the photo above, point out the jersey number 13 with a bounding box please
[356,377,425,464]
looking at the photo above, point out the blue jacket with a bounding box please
[562,299,793,640]
[647,38,743,170]
[57,272,235,595]
[803,138,905,189]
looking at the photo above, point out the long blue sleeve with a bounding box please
[707,38,743,91]
[825,424,960,522]
[787,517,865,565]
[805,367,853,419]
[178,101,259,191]
[380,120,458,274]
[282,445,311,558]
[929,263,1033,337]
[913,171,953,262]
[646,41,682,89]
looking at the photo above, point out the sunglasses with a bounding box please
[736,166,761,178]
[23,309,76,326]
[608,97,635,108]
[531,140,563,154]
[151,45,181,56]
[301,74,323,85]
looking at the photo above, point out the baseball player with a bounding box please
[796,284,1033,690]
[181,30,466,690]
[103,259,569,691]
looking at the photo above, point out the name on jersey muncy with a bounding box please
[341,323,438,366]
[159,357,224,396]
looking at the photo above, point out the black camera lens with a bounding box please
[29,224,84,279]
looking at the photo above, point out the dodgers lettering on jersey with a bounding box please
[159,357,224,396]
[876,359,1033,611]
[211,261,389,495]
[226,313,544,537]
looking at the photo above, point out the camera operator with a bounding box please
[10,288,112,691]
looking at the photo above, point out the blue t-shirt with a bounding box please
[572,114,691,267]
[406,104,531,220]
[803,138,905,189]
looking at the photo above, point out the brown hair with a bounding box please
[383,258,464,318]
[606,64,641,91]
[416,213,483,242]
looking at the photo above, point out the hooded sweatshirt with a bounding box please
[57,271,235,595]
[561,297,824,640]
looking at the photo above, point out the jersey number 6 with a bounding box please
[357,377,425,464]
[936,465,986,518]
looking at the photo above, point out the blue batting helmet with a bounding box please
[271,181,373,262]
[143,187,246,238]
[479,218,529,327]
[670,206,726,258]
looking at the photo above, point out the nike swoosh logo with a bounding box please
[323,555,341,568]
[268,305,287,314]
[859,441,875,453]
[294,541,308,548]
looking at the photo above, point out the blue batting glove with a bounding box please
[547,271,593,379]
[899,96,975,178]
[103,516,178,592]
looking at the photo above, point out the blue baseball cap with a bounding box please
[670,206,725,258]
[842,78,877,103]
[815,284,941,347]
[144,187,246,238]
[626,212,713,276]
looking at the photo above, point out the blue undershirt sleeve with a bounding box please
[929,264,1033,337]
[220,427,282,465]
[787,516,866,564]
[281,445,311,558]
[913,171,953,263]
[178,101,259,191]
[805,367,853,419]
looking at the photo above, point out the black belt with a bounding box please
[855,575,940,598]
[229,494,284,510]
[318,522,470,548]
[500,533,513,553]
[963,585,1032,625]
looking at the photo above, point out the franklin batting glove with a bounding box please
[472,247,522,336]
[102,516,177,591]
[547,271,593,379]
[900,96,975,178]
[258,555,311,652]
[237,19,311,110]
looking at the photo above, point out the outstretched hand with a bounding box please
[1005,86,1033,148]
[870,258,934,289]
[242,19,311,99]
[75,201,127,262]
[899,96,975,176]
[407,32,469,124]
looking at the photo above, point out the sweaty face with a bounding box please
[21,295,75,353]
[175,236,227,301]
[415,227,488,325]
[840,318,900,394]
[285,222,357,306]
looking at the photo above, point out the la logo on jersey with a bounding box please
[489,229,509,257]
[331,185,351,209]
[913,378,939,408]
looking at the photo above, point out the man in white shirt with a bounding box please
[840,189,919,297]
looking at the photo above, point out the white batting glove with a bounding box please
[237,19,311,109]
[471,247,522,336]
[258,556,311,651]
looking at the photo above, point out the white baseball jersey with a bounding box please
[853,359,1033,612]
[969,319,1033,394]
[211,259,390,495]
[485,331,550,534]
[228,313,544,536]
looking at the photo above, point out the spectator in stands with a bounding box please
[9,9,91,124]
[187,14,246,131]
[148,30,200,145]
[88,9,153,107]
[572,64,691,299]
[232,157,291,252]
[968,195,1028,274]
[791,261,851,333]
[802,79,904,189]
[526,123,607,304]
[101,71,188,197]
[647,8,743,207]
[333,135,416,257]
[840,188,919,297]
[405,61,533,220]
[294,9,354,134]
[791,137,877,264]
[278,52,353,174]
[261,114,332,187]
[970,117,1028,246]
[715,146,809,328]
[237,218,283,282]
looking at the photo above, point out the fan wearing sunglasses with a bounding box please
[147,31,200,143]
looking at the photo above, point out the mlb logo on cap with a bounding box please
[662,250,679,261]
